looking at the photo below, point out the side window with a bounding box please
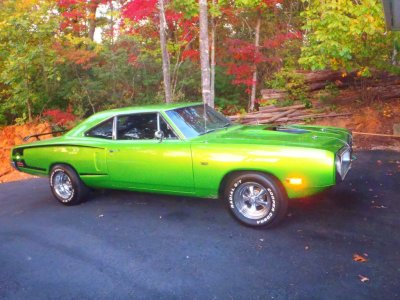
[160,117,178,139]
[117,113,157,140]
[85,118,113,139]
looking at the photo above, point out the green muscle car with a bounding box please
[11,103,353,227]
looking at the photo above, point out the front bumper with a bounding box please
[335,147,355,182]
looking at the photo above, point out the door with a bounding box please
[106,112,194,193]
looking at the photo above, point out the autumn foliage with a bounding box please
[0,0,397,125]
[43,108,77,127]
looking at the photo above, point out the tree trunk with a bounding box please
[158,0,172,103]
[27,99,32,122]
[24,65,32,122]
[209,0,216,108]
[249,14,261,112]
[88,0,99,41]
[199,0,211,106]
[392,40,398,66]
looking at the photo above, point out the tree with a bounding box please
[57,0,108,40]
[210,0,216,106]
[299,0,399,75]
[198,0,212,107]
[158,0,172,103]
[124,0,199,103]
[0,0,60,123]
[249,12,261,111]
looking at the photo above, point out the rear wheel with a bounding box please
[50,164,89,206]
[224,173,288,228]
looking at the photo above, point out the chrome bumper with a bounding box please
[10,160,18,170]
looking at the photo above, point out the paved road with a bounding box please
[0,150,399,299]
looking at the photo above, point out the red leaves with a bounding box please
[225,39,263,92]
[264,31,302,49]
[353,253,368,263]
[260,0,281,8]
[43,108,76,127]
[53,41,97,69]
[57,0,107,35]
[128,54,138,66]
[224,28,302,93]
[123,0,199,67]
[182,49,199,62]
[123,0,158,22]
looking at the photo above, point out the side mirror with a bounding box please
[154,130,164,142]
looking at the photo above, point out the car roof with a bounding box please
[65,102,202,137]
[93,102,201,119]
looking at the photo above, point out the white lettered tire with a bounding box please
[50,164,89,206]
[224,172,288,228]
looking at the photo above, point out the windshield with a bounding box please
[165,104,231,138]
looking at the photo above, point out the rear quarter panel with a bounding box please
[14,142,109,188]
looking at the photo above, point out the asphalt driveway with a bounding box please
[0,150,399,299]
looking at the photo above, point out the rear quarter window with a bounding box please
[85,118,113,139]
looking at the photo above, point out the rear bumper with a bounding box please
[10,160,18,171]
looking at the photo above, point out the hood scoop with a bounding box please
[266,126,309,134]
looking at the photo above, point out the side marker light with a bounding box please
[287,178,302,185]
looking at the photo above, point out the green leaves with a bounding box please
[0,0,60,123]
[300,0,399,74]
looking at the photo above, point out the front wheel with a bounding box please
[49,164,89,206]
[224,173,288,228]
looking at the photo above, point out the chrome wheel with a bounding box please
[53,171,74,201]
[233,182,272,220]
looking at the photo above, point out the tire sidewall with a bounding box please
[50,166,77,204]
[226,173,285,227]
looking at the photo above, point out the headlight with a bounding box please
[336,147,352,181]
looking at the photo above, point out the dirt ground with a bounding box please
[1,100,399,184]
[0,122,52,184]
[313,99,400,151]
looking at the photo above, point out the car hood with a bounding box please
[193,124,351,153]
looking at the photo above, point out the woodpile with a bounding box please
[228,104,352,125]
[261,70,400,103]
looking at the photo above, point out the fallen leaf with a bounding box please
[376,160,382,165]
[98,214,104,218]
[358,274,369,283]
[305,245,309,250]
[371,205,387,209]
[259,238,264,242]
[353,253,368,263]
[368,188,373,192]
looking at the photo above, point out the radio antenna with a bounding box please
[203,100,207,133]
